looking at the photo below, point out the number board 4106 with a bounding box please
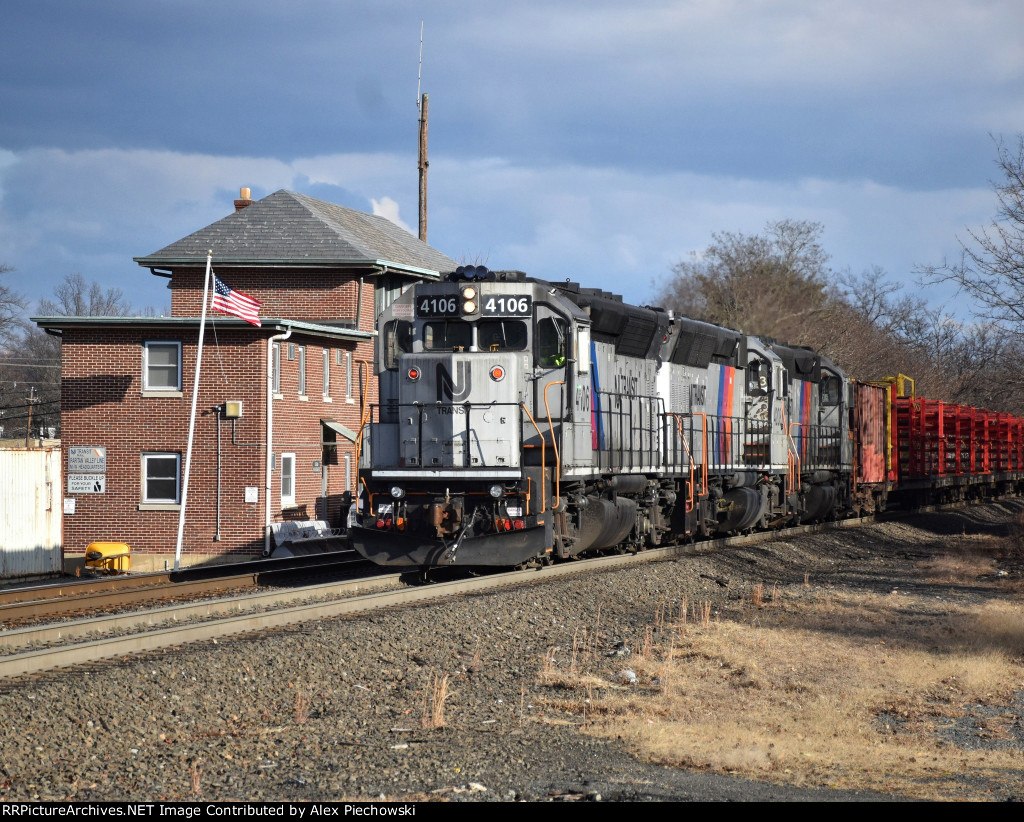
[416,296,459,317]
[482,295,532,316]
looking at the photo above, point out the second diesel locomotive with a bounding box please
[349,266,889,568]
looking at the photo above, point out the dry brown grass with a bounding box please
[188,758,202,798]
[536,566,1024,800]
[917,533,1004,582]
[421,673,451,730]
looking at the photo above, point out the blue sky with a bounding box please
[2,0,1022,316]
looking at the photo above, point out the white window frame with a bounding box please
[298,346,306,396]
[272,341,281,395]
[143,341,182,392]
[322,348,330,398]
[281,452,296,506]
[345,350,353,401]
[141,452,181,504]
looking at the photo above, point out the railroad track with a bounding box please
[0,514,880,681]
[0,551,367,625]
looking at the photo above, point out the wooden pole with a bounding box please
[418,92,429,242]
[25,386,34,447]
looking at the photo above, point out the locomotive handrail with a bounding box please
[665,413,697,513]
[543,380,564,509]
[692,412,708,500]
[352,360,374,475]
[787,419,803,496]
[521,402,547,514]
[592,389,662,472]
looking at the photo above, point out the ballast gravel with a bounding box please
[1,502,1023,803]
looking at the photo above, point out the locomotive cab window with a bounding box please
[479,320,528,351]
[820,373,841,407]
[382,320,413,370]
[746,359,771,396]
[537,315,567,368]
[424,321,472,351]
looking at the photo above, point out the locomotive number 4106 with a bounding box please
[416,296,459,317]
[482,295,532,316]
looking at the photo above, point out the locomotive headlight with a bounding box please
[461,286,477,300]
[462,299,477,313]
[390,486,406,499]
[489,484,503,499]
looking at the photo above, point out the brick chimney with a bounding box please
[234,187,254,211]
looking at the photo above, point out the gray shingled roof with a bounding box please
[134,190,457,275]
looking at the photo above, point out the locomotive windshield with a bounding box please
[424,321,472,351]
[479,320,528,351]
[820,373,841,406]
[421,319,529,352]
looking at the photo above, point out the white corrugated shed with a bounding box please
[0,448,62,581]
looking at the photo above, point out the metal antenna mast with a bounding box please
[417,20,428,242]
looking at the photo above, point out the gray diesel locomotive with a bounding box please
[349,267,860,568]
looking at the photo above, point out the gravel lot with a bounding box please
[2,502,1022,803]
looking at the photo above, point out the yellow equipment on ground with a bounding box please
[84,542,131,574]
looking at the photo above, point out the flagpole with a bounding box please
[174,251,213,571]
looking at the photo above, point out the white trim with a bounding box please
[142,452,181,504]
[142,340,182,391]
[281,452,296,506]
[266,326,293,555]
[271,341,281,393]
[345,351,353,400]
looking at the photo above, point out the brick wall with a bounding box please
[60,326,372,562]
[170,268,370,326]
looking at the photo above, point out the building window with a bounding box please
[272,341,281,394]
[144,341,181,391]
[344,453,352,493]
[281,452,295,506]
[142,453,180,503]
[346,351,353,400]
[298,346,306,395]
[323,349,330,397]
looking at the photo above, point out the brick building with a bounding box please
[36,189,456,570]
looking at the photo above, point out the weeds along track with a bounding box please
[0,514,891,680]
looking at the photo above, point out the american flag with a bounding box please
[211,275,262,327]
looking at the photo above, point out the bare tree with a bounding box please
[39,272,132,317]
[657,220,834,342]
[0,273,134,441]
[919,135,1024,335]
[0,263,26,345]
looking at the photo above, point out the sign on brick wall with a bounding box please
[69,446,107,473]
[69,474,106,493]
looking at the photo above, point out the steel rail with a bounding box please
[0,553,363,623]
[0,514,882,680]
[0,571,404,652]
